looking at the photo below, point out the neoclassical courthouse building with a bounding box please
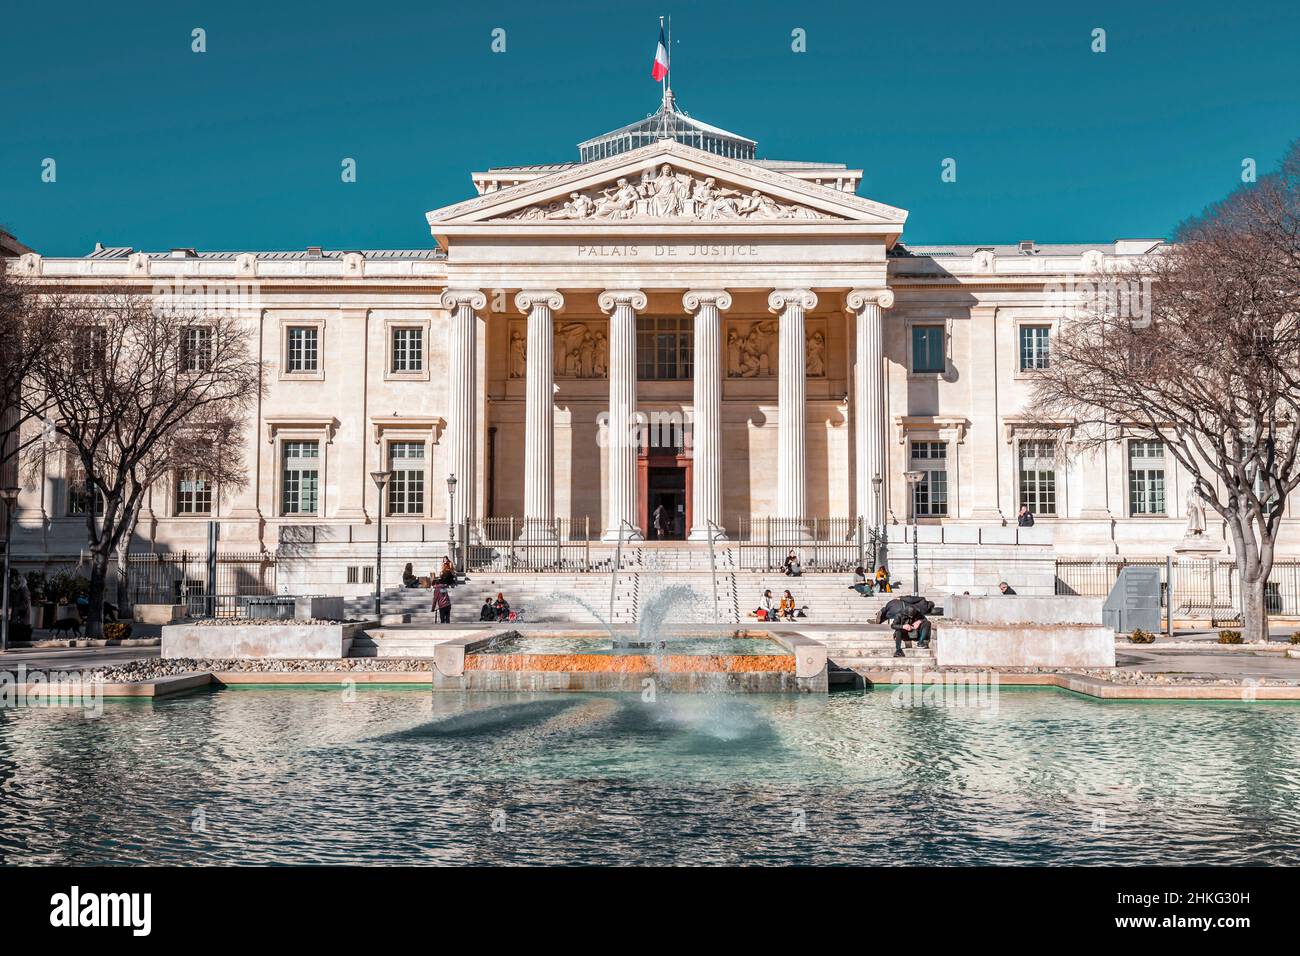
[5,95,1241,583]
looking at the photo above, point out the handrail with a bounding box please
[705,519,726,623]
[608,519,640,623]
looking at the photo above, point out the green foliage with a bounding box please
[102,621,133,640]
[1128,628,1156,644]
[1218,629,1244,644]
[43,569,88,603]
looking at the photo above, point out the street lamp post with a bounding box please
[1,487,19,653]
[871,474,883,568]
[446,474,458,572]
[903,470,924,595]
[369,470,392,621]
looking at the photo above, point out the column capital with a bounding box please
[440,289,487,311]
[846,288,895,311]
[767,289,817,313]
[514,290,565,314]
[598,289,647,313]
[682,290,732,313]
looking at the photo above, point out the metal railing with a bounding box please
[124,551,276,618]
[1055,556,1300,624]
[463,517,595,573]
[735,516,867,572]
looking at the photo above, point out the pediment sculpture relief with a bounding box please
[495,163,838,222]
[725,319,827,378]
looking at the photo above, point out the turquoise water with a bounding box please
[1,687,1298,865]
[478,634,788,656]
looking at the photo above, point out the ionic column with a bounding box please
[769,289,818,521]
[683,290,731,541]
[848,289,894,527]
[598,290,647,541]
[515,290,564,536]
[441,289,486,529]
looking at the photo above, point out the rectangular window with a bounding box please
[910,441,949,517]
[180,326,212,372]
[391,327,423,373]
[1019,439,1058,516]
[67,466,105,516]
[911,325,945,374]
[286,326,319,373]
[281,440,320,515]
[636,316,693,380]
[1019,325,1050,371]
[75,326,106,372]
[175,471,213,516]
[1129,440,1167,515]
[387,441,426,515]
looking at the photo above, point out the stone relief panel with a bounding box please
[725,318,827,378]
[510,320,610,379]
[494,163,839,223]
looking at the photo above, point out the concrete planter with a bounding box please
[935,622,1116,668]
[136,604,187,625]
[161,622,363,660]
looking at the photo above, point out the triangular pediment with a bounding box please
[425,140,907,231]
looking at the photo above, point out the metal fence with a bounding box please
[736,516,870,572]
[463,517,597,572]
[124,551,276,618]
[1055,557,1300,624]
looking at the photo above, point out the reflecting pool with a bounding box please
[1,687,1298,865]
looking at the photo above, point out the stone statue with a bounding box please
[1185,487,1206,536]
[508,329,527,378]
[727,320,779,377]
[806,331,826,377]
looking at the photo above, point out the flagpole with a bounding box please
[660,15,667,110]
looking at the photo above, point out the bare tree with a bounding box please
[0,272,58,488]
[1031,142,1300,642]
[25,288,263,635]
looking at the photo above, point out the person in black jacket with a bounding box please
[479,598,496,621]
[891,603,931,657]
[1017,505,1035,527]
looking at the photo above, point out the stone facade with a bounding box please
[5,99,1293,586]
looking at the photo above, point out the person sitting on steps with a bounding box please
[875,566,892,593]
[891,603,931,657]
[402,563,418,588]
[850,566,873,597]
[479,597,496,622]
[779,589,797,621]
[493,592,511,622]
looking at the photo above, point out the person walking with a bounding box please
[432,582,452,623]
[652,503,667,539]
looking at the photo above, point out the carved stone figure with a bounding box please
[726,320,780,377]
[1185,487,1206,536]
[554,322,608,378]
[497,164,836,222]
[806,330,826,377]
[508,329,527,379]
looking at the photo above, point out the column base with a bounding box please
[602,526,643,543]
[687,526,727,542]
[517,519,558,542]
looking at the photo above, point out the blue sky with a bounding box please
[2,0,1296,256]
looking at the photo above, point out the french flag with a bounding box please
[651,25,669,82]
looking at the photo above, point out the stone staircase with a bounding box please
[345,569,912,628]
[809,629,935,670]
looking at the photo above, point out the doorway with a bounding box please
[647,466,687,540]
